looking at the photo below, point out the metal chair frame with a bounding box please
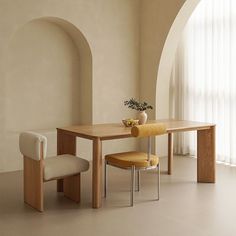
[104,136,160,206]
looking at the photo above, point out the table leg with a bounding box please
[92,138,102,208]
[168,133,173,175]
[197,126,215,183]
[57,130,77,194]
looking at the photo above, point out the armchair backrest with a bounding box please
[19,131,47,160]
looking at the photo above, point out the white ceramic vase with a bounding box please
[138,111,147,125]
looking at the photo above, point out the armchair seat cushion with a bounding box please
[44,154,89,181]
[105,151,159,168]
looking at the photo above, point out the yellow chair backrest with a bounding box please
[131,123,166,138]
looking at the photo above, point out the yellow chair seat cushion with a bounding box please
[105,151,159,168]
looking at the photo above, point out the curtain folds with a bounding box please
[171,0,236,164]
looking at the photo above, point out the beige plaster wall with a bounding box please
[6,19,81,131]
[0,0,140,172]
[140,0,185,113]
[0,0,201,173]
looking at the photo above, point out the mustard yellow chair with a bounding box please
[19,131,89,212]
[104,123,166,206]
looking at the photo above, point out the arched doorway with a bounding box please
[6,17,92,130]
[156,0,201,119]
[3,17,92,171]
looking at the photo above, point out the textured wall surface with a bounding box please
[0,0,200,172]
[0,0,140,172]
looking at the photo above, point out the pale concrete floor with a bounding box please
[1,156,236,236]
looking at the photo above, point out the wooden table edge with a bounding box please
[57,128,132,141]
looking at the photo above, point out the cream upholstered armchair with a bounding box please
[104,123,166,206]
[19,131,89,212]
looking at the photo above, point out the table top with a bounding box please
[57,119,215,141]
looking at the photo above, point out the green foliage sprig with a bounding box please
[124,98,153,111]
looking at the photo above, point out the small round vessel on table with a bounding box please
[138,111,148,125]
[122,119,139,127]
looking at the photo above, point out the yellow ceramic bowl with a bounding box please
[122,119,139,127]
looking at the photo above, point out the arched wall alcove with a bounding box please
[155,0,200,119]
[5,17,92,132]
[2,17,92,172]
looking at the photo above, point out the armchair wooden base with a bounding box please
[24,156,81,212]
[24,156,44,212]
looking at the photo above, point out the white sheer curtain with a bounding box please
[171,0,236,164]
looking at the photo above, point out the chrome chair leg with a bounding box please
[157,163,160,200]
[104,160,107,198]
[131,165,135,206]
[135,170,140,192]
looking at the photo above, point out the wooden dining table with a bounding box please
[57,119,215,209]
